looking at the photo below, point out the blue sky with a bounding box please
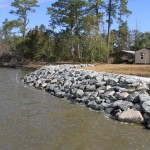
[0,0,150,32]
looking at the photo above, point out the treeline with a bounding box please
[0,0,150,63]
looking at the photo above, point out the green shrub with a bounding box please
[113,57,123,64]
[47,55,57,62]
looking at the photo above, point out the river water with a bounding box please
[0,68,149,150]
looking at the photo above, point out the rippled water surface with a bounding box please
[0,68,149,150]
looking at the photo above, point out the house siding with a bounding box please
[135,49,150,64]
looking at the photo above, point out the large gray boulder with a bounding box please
[85,85,96,92]
[118,109,144,124]
[136,83,149,91]
[112,100,123,107]
[55,91,65,98]
[138,94,150,103]
[142,100,150,113]
[117,101,133,111]
[125,78,137,84]
[87,101,102,111]
[51,79,57,84]
[117,92,129,100]
[146,119,150,129]
[126,91,139,102]
[41,83,47,88]
[95,75,103,82]
[106,78,118,86]
[89,79,97,85]
[76,89,84,98]
[103,91,115,97]
[112,100,133,111]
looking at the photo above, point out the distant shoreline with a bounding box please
[1,62,150,77]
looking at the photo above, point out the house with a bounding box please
[109,50,135,64]
[135,48,150,64]
[121,50,135,63]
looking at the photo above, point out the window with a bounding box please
[140,52,145,60]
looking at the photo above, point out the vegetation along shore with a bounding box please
[1,0,150,64]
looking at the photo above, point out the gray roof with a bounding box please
[121,50,135,55]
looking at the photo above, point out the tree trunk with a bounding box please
[95,2,99,35]
[107,0,112,63]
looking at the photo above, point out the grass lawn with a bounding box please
[83,64,150,77]
[22,62,150,77]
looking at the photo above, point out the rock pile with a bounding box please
[22,64,150,129]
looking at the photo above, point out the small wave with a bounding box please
[15,74,19,83]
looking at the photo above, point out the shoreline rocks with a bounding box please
[22,64,150,129]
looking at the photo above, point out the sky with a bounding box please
[0,0,150,32]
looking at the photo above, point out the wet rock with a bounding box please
[41,83,47,88]
[146,119,150,129]
[87,101,102,111]
[55,91,65,98]
[48,84,56,91]
[118,109,144,124]
[105,107,114,114]
[75,98,85,103]
[29,83,34,86]
[143,113,150,120]
[35,83,40,88]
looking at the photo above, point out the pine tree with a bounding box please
[117,0,132,50]
[106,0,131,61]
[87,0,105,34]
[47,0,86,60]
[10,0,39,38]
